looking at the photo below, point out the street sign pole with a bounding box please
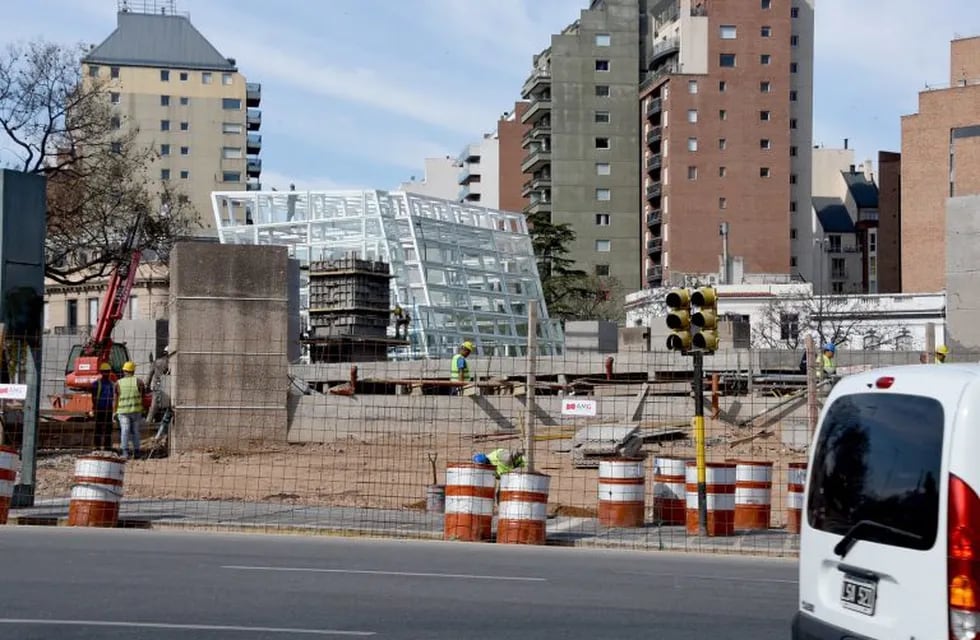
[692,350,708,536]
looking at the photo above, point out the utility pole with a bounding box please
[719,222,730,285]
[692,350,707,536]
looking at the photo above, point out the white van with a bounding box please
[793,364,980,640]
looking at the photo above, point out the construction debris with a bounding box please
[570,425,643,468]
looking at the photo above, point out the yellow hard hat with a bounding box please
[461,341,475,352]
[936,345,949,355]
[122,361,136,373]
[99,362,111,372]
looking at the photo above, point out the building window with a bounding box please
[179,71,188,81]
[760,81,771,93]
[719,166,727,177]
[687,137,698,151]
[161,169,171,180]
[761,26,772,37]
[66,299,78,329]
[596,162,611,175]
[222,147,243,159]
[110,142,122,154]
[779,313,799,340]
[719,197,727,210]
[688,80,698,94]
[719,53,736,67]
[761,138,772,149]
[790,145,798,156]
[790,118,798,129]
[869,231,877,253]
[160,144,170,156]
[595,137,610,149]
[222,122,243,135]
[792,6,800,17]
[790,89,798,101]
[719,80,727,92]
[869,255,878,277]
[687,166,698,180]
[596,188,611,201]
[760,110,771,121]
[222,171,241,183]
[595,264,610,276]
[202,72,213,85]
[180,96,189,106]
[127,296,139,320]
[790,228,797,239]
[761,0,771,8]
[110,66,120,78]
[110,92,120,105]
[790,62,798,73]
[790,201,797,212]
[179,121,189,131]
[595,240,611,252]
[719,109,727,120]
[110,116,121,130]
[720,25,737,39]
[831,257,846,279]
[595,33,611,46]
[790,174,798,184]
[595,85,610,97]
[761,54,771,65]
[180,170,189,179]
[595,214,611,226]
[791,256,798,267]
[222,98,242,110]
[595,60,610,71]
[160,69,170,81]
[222,72,233,85]
[790,35,799,47]
[88,65,99,78]
[160,95,170,106]
[160,119,170,131]
[828,235,842,252]
[760,167,771,178]
[719,138,727,150]
[687,109,698,123]
[594,110,610,123]
[180,146,189,155]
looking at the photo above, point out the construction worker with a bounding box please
[114,361,146,459]
[472,448,526,478]
[816,343,837,380]
[935,344,949,364]
[89,362,115,450]
[392,305,411,340]
[450,341,475,395]
[146,345,171,423]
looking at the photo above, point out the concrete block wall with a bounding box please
[169,243,289,450]
[947,195,980,352]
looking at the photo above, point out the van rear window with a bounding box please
[807,392,944,551]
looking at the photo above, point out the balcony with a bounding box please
[648,37,679,68]
[525,193,552,215]
[646,265,664,283]
[246,158,262,177]
[521,99,552,126]
[246,133,262,154]
[521,146,552,174]
[246,181,261,191]
[246,108,261,131]
[647,238,663,254]
[647,209,662,227]
[645,183,662,201]
[521,67,552,99]
[457,164,480,185]
[246,82,261,107]
[458,183,481,201]
[858,210,879,223]
[646,97,662,116]
[646,126,662,145]
[646,154,662,173]
[521,173,552,197]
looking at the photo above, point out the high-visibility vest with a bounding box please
[821,354,837,376]
[451,354,470,381]
[487,448,514,476]
[936,356,946,364]
[116,376,143,415]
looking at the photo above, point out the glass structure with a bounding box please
[212,189,564,358]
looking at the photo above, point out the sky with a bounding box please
[2,0,979,192]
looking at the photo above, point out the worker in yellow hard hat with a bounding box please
[89,362,116,450]
[114,361,146,459]
[935,344,949,364]
[450,341,475,395]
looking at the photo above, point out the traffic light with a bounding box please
[691,286,719,352]
[665,288,692,351]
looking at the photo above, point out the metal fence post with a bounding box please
[692,351,707,536]
[524,303,538,473]
[805,334,818,440]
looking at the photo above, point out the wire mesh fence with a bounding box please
[0,323,956,555]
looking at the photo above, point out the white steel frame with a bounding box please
[212,189,564,358]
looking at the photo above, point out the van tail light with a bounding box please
[949,474,980,639]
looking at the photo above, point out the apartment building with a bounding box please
[876,151,902,292]
[83,1,262,235]
[639,0,814,288]
[521,0,643,289]
[458,137,499,208]
[498,103,531,212]
[399,157,460,200]
[901,36,980,292]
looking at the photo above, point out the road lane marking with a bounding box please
[0,619,374,636]
[222,565,547,582]
[682,574,797,584]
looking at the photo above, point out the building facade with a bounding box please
[497,102,531,213]
[901,36,980,292]
[521,0,643,289]
[398,156,460,200]
[876,150,902,293]
[82,2,262,235]
[457,137,500,209]
[640,0,814,288]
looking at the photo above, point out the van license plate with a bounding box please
[840,574,877,616]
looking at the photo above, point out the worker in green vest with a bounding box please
[450,341,475,395]
[114,361,146,459]
[816,343,837,380]
[935,344,949,364]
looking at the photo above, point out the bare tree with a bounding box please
[0,40,198,285]
[560,275,627,323]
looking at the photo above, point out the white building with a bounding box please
[398,156,460,201]
[457,135,500,209]
[625,283,945,351]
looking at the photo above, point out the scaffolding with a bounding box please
[211,189,564,359]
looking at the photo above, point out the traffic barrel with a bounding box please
[0,446,19,524]
[787,462,807,533]
[497,471,550,545]
[598,458,645,528]
[733,460,773,531]
[685,461,736,536]
[652,456,689,525]
[68,454,126,527]
[444,462,495,542]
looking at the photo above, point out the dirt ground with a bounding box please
[34,416,806,525]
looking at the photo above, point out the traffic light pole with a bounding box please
[692,350,708,537]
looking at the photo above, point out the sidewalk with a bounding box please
[9,499,799,557]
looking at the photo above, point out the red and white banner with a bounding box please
[0,384,27,400]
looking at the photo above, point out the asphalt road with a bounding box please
[0,528,797,639]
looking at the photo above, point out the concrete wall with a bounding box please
[946,195,980,352]
[399,157,459,201]
[169,243,288,449]
[877,151,902,293]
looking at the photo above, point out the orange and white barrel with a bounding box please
[444,462,496,542]
[0,446,19,524]
[68,454,126,527]
[787,462,807,533]
[685,461,736,536]
[653,456,689,525]
[598,458,645,527]
[497,471,550,545]
[733,460,773,531]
